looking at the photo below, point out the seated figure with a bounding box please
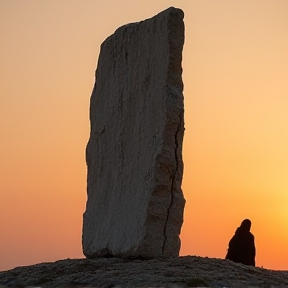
[225,219,256,266]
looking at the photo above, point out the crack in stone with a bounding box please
[162,115,182,256]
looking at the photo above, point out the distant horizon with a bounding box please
[0,0,287,271]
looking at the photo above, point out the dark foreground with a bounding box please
[0,256,287,287]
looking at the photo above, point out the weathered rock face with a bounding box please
[82,7,185,259]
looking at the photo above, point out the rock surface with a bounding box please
[83,7,185,259]
[1,256,288,287]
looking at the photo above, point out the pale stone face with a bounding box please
[82,7,185,259]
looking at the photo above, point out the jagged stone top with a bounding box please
[106,7,184,42]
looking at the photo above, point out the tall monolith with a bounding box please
[83,7,185,259]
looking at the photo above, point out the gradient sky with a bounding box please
[0,0,287,271]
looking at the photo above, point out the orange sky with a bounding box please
[0,0,287,271]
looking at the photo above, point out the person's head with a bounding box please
[240,219,251,231]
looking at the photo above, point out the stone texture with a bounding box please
[82,7,185,259]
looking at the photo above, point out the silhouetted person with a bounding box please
[225,219,256,266]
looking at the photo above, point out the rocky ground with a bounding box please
[0,256,288,288]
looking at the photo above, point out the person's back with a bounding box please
[225,219,256,266]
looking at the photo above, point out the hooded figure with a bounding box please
[225,219,256,266]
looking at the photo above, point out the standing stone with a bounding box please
[83,7,185,259]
